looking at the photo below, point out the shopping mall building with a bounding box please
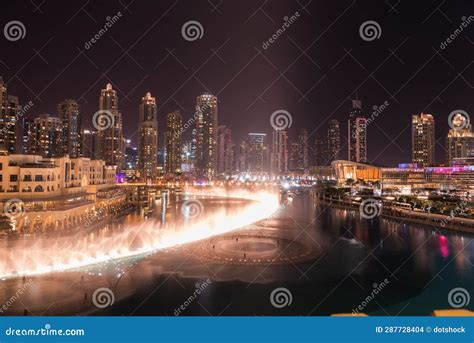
[331,160,474,194]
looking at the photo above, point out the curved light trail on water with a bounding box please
[0,188,279,279]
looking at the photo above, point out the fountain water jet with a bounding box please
[0,188,279,279]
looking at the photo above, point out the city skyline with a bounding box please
[0,0,471,167]
[2,76,472,172]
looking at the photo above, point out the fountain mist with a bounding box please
[0,188,279,279]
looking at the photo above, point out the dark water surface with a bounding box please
[1,192,473,316]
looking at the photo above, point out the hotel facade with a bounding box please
[0,152,125,233]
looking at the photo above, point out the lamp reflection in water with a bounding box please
[0,188,279,279]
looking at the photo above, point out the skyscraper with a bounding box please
[446,113,474,166]
[289,141,300,171]
[82,129,99,159]
[412,113,435,166]
[29,114,63,157]
[0,77,18,154]
[138,92,158,179]
[314,136,324,166]
[217,126,234,175]
[271,129,288,176]
[195,93,218,179]
[165,110,182,174]
[21,116,33,154]
[348,99,367,163]
[97,83,124,169]
[326,119,340,164]
[247,133,267,173]
[297,129,308,170]
[57,99,81,157]
[239,139,249,173]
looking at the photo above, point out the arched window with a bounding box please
[34,185,44,192]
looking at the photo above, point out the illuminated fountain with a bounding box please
[0,188,279,279]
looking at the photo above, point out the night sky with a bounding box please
[1,0,472,166]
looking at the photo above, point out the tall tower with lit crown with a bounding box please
[98,83,124,169]
[445,112,474,166]
[348,98,367,163]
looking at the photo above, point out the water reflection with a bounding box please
[1,191,472,316]
[0,189,279,278]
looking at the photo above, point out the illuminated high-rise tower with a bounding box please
[326,119,340,164]
[446,113,474,166]
[217,126,234,175]
[297,129,308,170]
[271,129,288,177]
[57,99,81,157]
[247,133,266,173]
[138,92,158,179]
[165,110,182,174]
[97,83,124,169]
[195,93,218,179]
[348,99,367,163]
[81,129,99,159]
[239,139,249,172]
[289,141,300,171]
[314,136,324,166]
[412,113,435,166]
[0,77,18,154]
[29,114,63,157]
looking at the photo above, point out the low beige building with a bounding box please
[0,151,125,233]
